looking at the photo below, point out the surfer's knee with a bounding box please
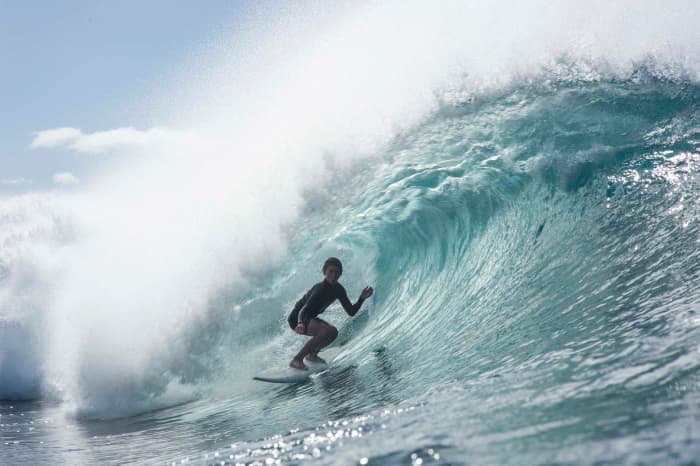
[325,326,338,340]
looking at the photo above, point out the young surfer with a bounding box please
[287,257,373,370]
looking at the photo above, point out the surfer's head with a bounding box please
[322,257,343,283]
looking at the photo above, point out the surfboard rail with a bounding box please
[252,348,342,384]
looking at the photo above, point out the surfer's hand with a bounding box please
[360,286,374,299]
[295,323,306,335]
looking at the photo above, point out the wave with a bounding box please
[1,1,700,426]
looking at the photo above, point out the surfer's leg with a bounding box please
[305,318,336,363]
[290,319,337,369]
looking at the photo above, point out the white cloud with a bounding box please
[53,172,80,185]
[1,177,32,186]
[30,127,186,155]
[30,127,82,149]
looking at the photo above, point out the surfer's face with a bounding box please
[324,266,341,283]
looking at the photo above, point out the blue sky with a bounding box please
[1,0,250,192]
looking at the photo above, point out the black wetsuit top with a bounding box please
[287,280,364,330]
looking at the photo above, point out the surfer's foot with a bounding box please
[290,358,308,371]
[305,354,326,364]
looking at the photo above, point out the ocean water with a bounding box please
[2,2,700,465]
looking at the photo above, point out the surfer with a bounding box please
[287,257,373,370]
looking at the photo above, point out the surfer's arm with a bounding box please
[297,285,324,327]
[338,287,365,316]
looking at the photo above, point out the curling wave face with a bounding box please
[175,74,700,465]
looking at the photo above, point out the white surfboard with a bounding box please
[252,348,341,384]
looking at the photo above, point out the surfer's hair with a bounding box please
[322,257,343,277]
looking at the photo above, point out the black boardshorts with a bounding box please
[287,312,330,334]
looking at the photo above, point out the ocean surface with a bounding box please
[2,2,700,465]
